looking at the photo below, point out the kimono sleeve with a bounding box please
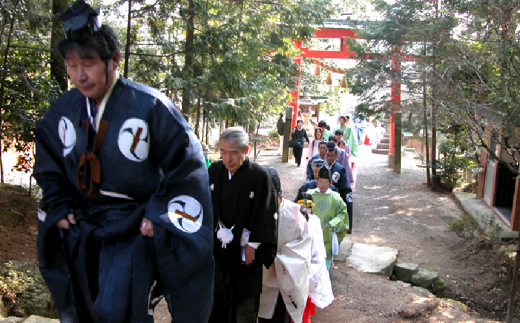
[306,156,316,180]
[254,168,278,268]
[144,102,214,322]
[343,156,354,185]
[33,111,81,226]
[327,196,349,243]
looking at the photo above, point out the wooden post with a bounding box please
[394,112,401,173]
[282,106,293,163]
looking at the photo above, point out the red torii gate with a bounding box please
[288,27,408,166]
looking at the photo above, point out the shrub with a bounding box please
[448,213,480,238]
[435,128,478,191]
[268,127,280,139]
[0,259,56,318]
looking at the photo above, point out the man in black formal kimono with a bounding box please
[208,127,277,323]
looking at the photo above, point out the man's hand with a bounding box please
[243,244,256,265]
[56,213,76,229]
[140,218,154,237]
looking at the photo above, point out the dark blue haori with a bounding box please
[35,75,214,323]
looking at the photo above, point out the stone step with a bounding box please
[372,148,389,155]
[380,138,390,143]
[377,143,389,149]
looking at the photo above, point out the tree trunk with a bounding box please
[430,45,440,189]
[506,230,520,322]
[181,0,195,118]
[205,110,209,144]
[195,98,201,137]
[423,69,430,186]
[51,0,68,92]
[123,0,132,78]
[202,108,206,143]
[0,15,15,183]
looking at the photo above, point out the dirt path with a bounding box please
[255,145,514,322]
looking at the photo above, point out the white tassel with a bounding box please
[217,223,234,249]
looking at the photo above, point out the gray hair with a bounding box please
[220,127,249,152]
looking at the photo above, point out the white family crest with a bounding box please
[118,118,150,162]
[166,195,203,234]
[249,191,254,198]
[58,116,76,157]
[332,171,340,183]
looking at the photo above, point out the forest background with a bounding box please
[0,0,520,320]
[0,0,519,189]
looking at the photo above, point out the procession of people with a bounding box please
[33,1,379,321]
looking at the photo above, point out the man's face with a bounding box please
[318,143,327,157]
[339,118,345,126]
[65,49,119,104]
[335,134,342,142]
[317,178,330,193]
[220,139,247,175]
[326,150,336,165]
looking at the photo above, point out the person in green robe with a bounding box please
[333,116,359,157]
[307,166,349,269]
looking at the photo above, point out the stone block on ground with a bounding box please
[393,262,419,283]
[346,243,398,277]
[412,286,433,297]
[20,316,58,323]
[335,240,353,262]
[410,268,439,289]
[0,317,23,323]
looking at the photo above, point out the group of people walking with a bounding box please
[34,2,350,322]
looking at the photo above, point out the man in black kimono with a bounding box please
[208,127,277,323]
[34,1,213,322]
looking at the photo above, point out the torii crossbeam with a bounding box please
[288,26,417,172]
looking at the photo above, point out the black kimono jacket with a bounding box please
[208,159,277,321]
[34,76,214,323]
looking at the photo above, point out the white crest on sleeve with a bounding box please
[37,209,47,222]
[210,183,214,191]
[165,195,203,234]
[346,192,353,203]
[249,192,254,198]
[58,117,76,157]
[332,171,340,183]
[118,118,150,162]
[273,212,278,220]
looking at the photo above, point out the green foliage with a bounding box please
[435,125,477,191]
[448,213,480,238]
[299,59,345,117]
[268,127,279,140]
[0,259,56,318]
[431,277,447,293]
[0,1,62,178]
[109,0,338,129]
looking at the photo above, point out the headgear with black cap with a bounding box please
[58,0,119,84]
[312,158,325,169]
[317,166,331,180]
[59,0,101,37]
[326,141,336,151]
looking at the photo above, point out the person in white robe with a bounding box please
[259,168,333,323]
